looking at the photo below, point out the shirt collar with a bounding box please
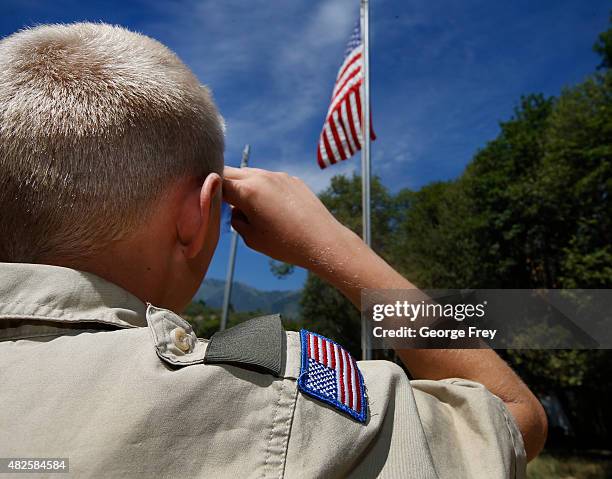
[0,262,147,338]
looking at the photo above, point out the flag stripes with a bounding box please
[305,331,364,415]
[317,22,374,169]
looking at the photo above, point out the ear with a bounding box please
[177,173,222,259]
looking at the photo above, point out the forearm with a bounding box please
[311,229,518,383]
[310,226,547,460]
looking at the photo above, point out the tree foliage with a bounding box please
[594,12,612,70]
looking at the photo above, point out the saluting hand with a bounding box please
[222,166,356,270]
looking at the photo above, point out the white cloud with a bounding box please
[138,0,494,192]
[140,0,358,191]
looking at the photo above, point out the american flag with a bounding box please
[298,330,367,422]
[317,21,375,169]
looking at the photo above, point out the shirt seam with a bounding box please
[0,329,120,341]
[262,380,285,479]
[279,380,298,479]
[0,301,143,328]
[493,395,526,479]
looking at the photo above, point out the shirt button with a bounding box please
[173,327,191,352]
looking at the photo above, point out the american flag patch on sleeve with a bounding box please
[297,329,367,423]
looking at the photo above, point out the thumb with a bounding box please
[230,207,252,239]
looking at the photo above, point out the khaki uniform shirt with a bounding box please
[0,263,526,478]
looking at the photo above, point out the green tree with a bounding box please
[594,12,612,69]
[462,94,556,287]
[390,181,480,288]
[541,72,612,288]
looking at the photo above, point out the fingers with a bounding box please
[224,165,296,180]
[222,178,247,208]
[223,165,304,217]
[223,166,249,179]
[222,167,265,207]
[222,166,275,208]
[223,166,269,179]
[230,207,253,245]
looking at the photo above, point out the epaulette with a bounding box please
[146,305,283,376]
[205,313,283,376]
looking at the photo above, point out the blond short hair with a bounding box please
[0,23,224,262]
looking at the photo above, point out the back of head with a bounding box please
[0,22,224,263]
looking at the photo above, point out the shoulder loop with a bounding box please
[205,314,284,377]
[146,306,284,376]
[146,304,208,366]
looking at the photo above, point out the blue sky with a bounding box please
[1,0,609,292]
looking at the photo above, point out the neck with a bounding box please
[50,228,175,310]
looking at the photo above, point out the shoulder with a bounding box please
[284,329,439,477]
[411,378,527,478]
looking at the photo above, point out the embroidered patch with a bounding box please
[297,329,367,423]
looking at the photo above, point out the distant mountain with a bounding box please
[193,278,301,319]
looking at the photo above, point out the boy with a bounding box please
[0,23,545,478]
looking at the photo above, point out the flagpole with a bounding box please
[360,0,372,360]
[220,144,250,331]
